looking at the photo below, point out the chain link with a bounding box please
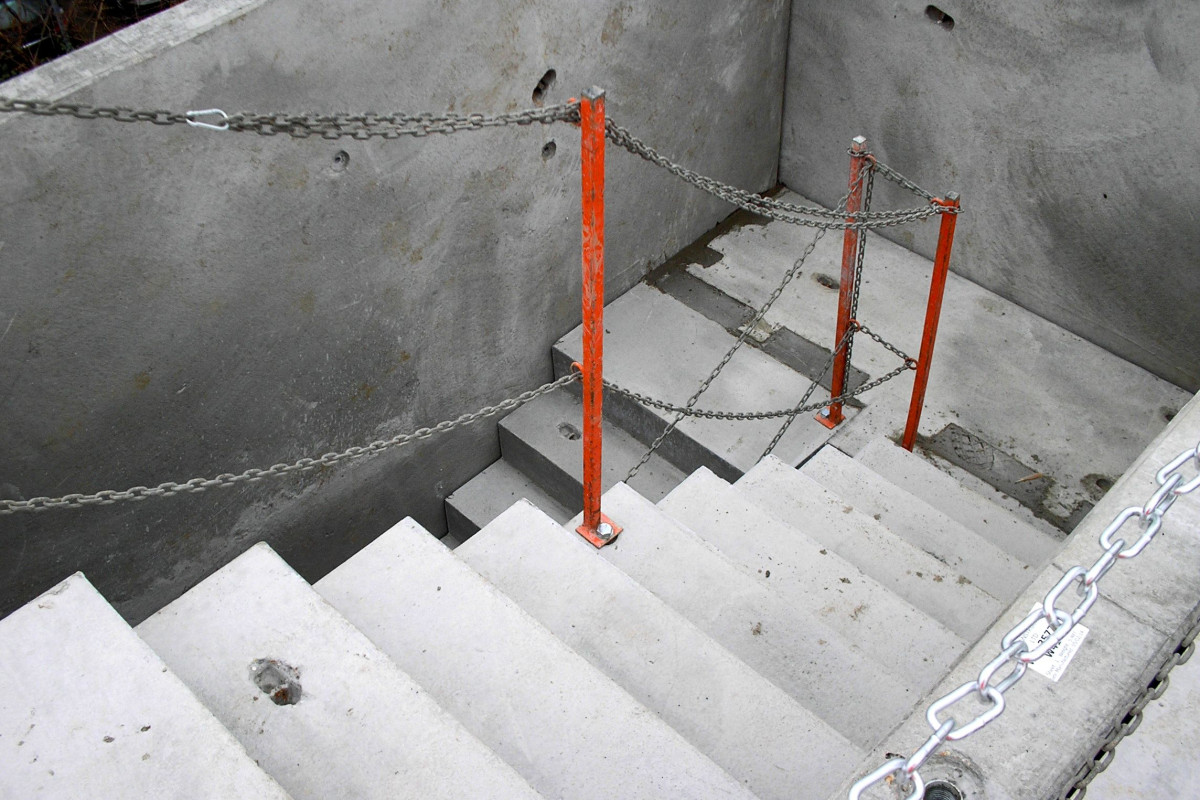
[849,441,1200,800]
[0,374,578,515]
[622,165,867,482]
[0,96,580,139]
[604,120,954,229]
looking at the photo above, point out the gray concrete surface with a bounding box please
[782,1,1200,391]
[738,454,1005,639]
[583,481,920,749]
[833,388,1200,800]
[316,516,755,800]
[459,499,860,800]
[137,543,540,800]
[0,572,292,799]
[688,189,1190,525]
[555,283,854,481]
[855,436,1060,568]
[800,445,1036,604]
[0,0,792,623]
[444,457,573,541]
[660,467,966,693]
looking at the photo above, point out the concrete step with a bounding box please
[445,458,573,542]
[135,543,540,800]
[458,500,861,800]
[800,444,1037,604]
[552,283,850,483]
[498,385,687,507]
[588,481,919,750]
[315,517,757,800]
[0,573,291,799]
[659,468,967,694]
[736,456,1004,641]
[855,436,1062,568]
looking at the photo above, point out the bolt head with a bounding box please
[596,522,614,539]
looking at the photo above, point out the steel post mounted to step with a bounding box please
[817,136,868,430]
[575,87,622,548]
[902,192,960,451]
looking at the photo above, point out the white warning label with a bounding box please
[1018,605,1090,682]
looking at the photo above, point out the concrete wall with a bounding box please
[0,0,791,622]
[781,1,1200,391]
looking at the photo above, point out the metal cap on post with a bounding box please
[575,86,622,548]
[817,135,869,429]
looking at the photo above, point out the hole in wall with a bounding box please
[532,69,557,105]
[557,422,581,441]
[331,150,349,172]
[541,140,557,160]
[813,272,839,290]
[924,5,954,30]
[1162,405,1178,422]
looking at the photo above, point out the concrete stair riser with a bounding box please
[0,574,291,799]
[588,481,921,749]
[498,386,686,507]
[445,458,574,542]
[737,456,1004,641]
[659,468,968,694]
[315,517,758,800]
[136,543,540,800]
[458,500,864,800]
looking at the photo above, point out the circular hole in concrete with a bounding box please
[924,5,955,30]
[813,272,840,290]
[1095,476,1115,492]
[541,140,557,160]
[331,150,349,172]
[1163,406,1178,422]
[557,422,581,441]
[532,69,557,105]
[925,781,965,800]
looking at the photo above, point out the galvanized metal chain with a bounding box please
[1059,618,1200,800]
[869,157,939,204]
[759,325,854,460]
[0,96,580,138]
[604,119,951,229]
[622,164,867,482]
[844,161,877,370]
[606,324,913,423]
[849,441,1200,800]
[0,373,578,515]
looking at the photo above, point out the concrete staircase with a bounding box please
[3,196,1193,798]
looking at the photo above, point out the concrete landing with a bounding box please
[0,573,291,799]
[459,499,862,800]
[553,283,855,482]
[683,190,1189,525]
[316,517,758,800]
[136,543,540,800]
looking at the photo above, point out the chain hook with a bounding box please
[185,108,230,131]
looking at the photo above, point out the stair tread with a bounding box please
[445,458,574,541]
[589,482,919,749]
[855,437,1061,567]
[135,543,540,800]
[801,445,1036,602]
[737,457,1004,640]
[0,573,291,799]
[553,283,848,480]
[315,517,756,800]
[659,469,967,694]
[459,499,862,800]
[499,385,686,506]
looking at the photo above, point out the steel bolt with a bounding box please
[596,522,614,540]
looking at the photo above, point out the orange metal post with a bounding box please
[575,86,622,548]
[817,135,868,429]
[901,193,961,451]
